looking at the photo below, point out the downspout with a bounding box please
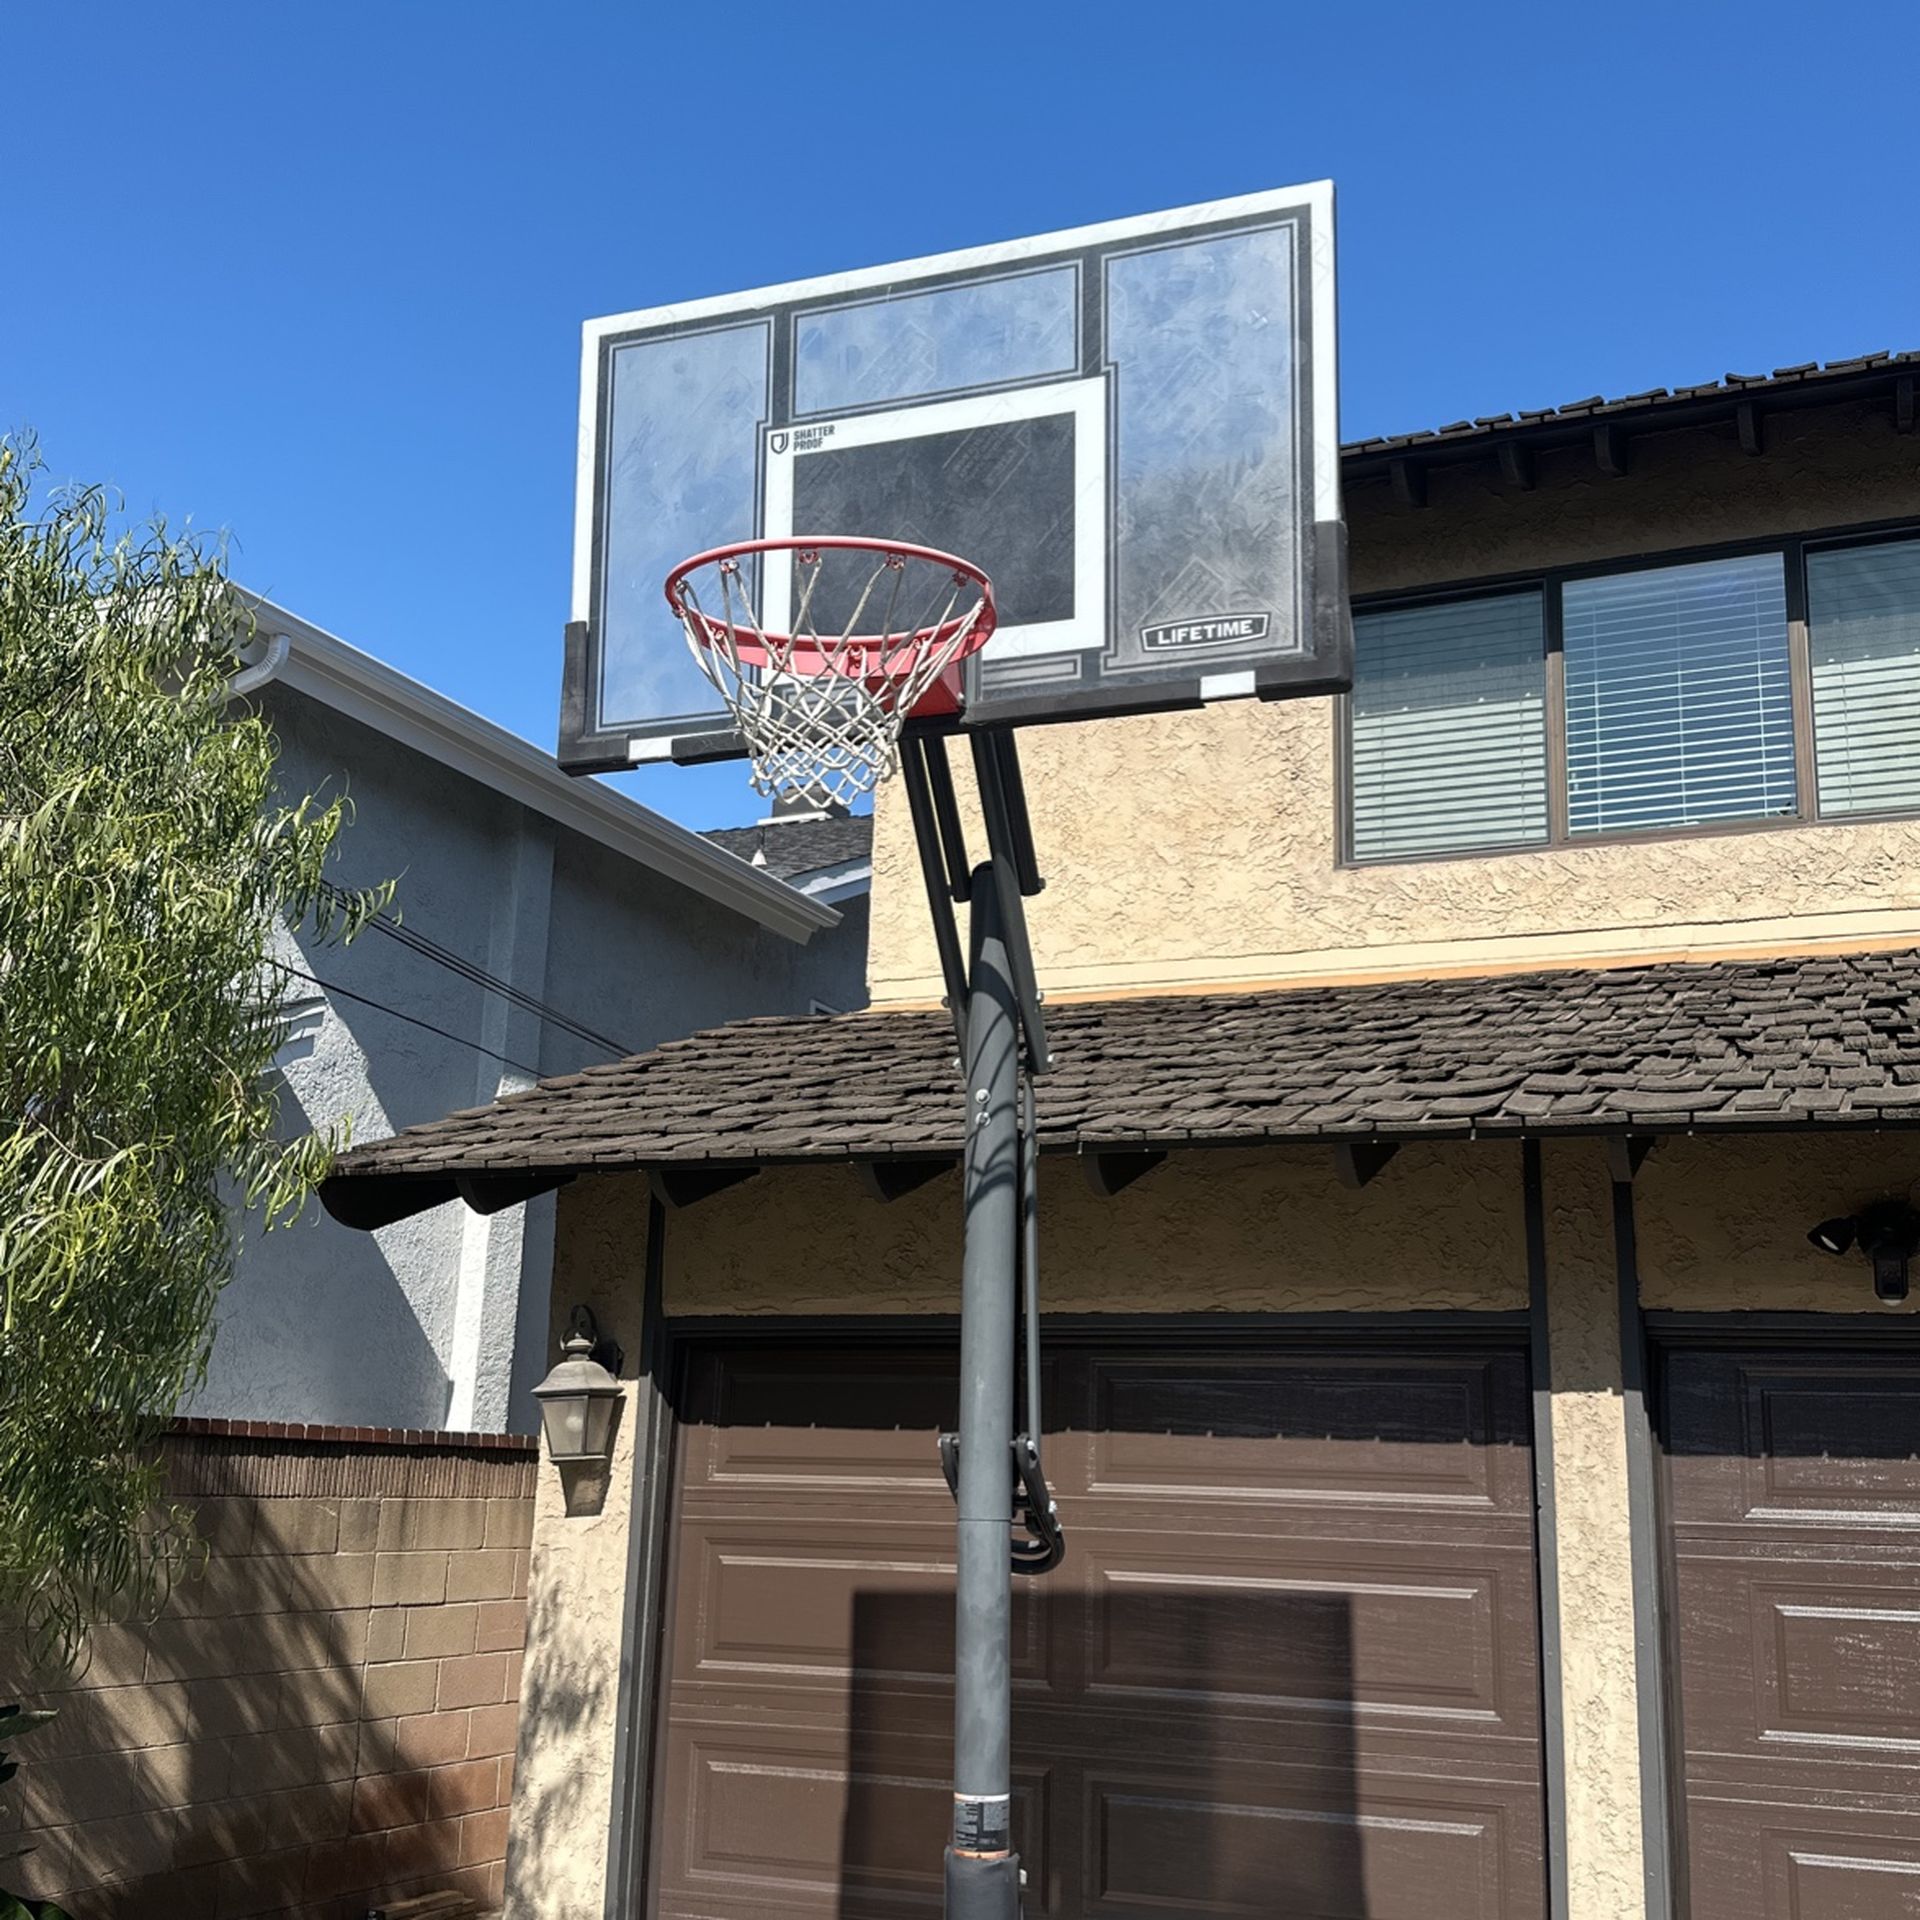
[227,630,291,697]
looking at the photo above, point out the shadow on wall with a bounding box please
[0,1472,527,1920]
[501,1545,614,1905]
[838,1589,1363,1918]
[194,1011,455,1428]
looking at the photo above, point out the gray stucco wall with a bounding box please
[190,687,867,1435]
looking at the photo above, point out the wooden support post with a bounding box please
[1605,1135,1657,1184]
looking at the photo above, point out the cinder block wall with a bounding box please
[0,1419,536,1920]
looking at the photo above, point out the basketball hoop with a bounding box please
[665,536,997,811]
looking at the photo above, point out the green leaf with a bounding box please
[0,433,384,1671]
[1,1894,73,1920]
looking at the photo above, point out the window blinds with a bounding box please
[1349,592,1548,862]
[1562,552,1795,836]
[1808,538,1920,818]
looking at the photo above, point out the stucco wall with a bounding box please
[1348,398,1920,594]
[503,1171,648,1920]
[868,404,1920,1004]
[201,692,512,1432]
[197,689,868,1436]
[1635,1129,1920,1311]
[1538,1139,1646,1920]
[657,1139,1526,1314]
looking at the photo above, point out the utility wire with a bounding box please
[316,881,635,1060]
[271,960,551,1082]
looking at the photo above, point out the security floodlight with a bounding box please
[1807,1203,1919,1303]
[1807,1216,1857,1257]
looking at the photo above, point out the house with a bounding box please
[323,351,1920,1920]
[200,598,869,1433]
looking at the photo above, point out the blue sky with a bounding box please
[4,2,1914,830]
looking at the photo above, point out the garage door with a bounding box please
[1661,1342,1920,1920]
[647,1332,1546,1919]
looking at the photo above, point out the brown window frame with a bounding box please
[1338,517,1920,868]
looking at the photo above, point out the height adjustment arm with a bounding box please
[934,1433,1066,1577]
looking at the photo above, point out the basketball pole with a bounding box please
[901,732,1056,1919]
[947,858,1024,1920]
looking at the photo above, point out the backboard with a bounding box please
[560,183,1348,773]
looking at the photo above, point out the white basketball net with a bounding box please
[670,542,993,812]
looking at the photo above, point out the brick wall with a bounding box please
[0,1420,537,1920]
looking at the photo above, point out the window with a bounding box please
[1562,553,1795,835]
[1807,537,1920,818]
[1350,593,1549,861]
[1346,531,1920,863]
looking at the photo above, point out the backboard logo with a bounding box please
[767,424,836,455]
[1139,612,1272,653]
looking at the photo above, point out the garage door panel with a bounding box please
[680,1349,957,1495]
[653,1718,1054,1918]
[1663,1342,1920,1920]
[1073,1538,1536,1734]
[1671,1562,1920,1760]
[1677,1802,1920,1920]
[1082,1352,1533,1514]
[668,1521,1057,1692]
[1665,1353,1920,1527]
[1084,1769,1531,1920]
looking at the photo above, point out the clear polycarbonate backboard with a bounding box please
[560,183,1349,772]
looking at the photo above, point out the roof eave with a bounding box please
[240,594,838,944]
[321,1109,1920,1231]
[1341,356,1918,480]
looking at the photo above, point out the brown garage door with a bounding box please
[647,1332,1546,1918]
[1661,1342,1920,1920]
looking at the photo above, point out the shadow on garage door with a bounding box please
[642,1325,1548,1920]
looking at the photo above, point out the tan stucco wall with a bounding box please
[1539,1139,1646,1920]
[503,1173,648,1920]
[1635,1129,1920,1311]
[661,1139,1526,1314]
[869,405,1920,1005]
[1349,397,1919,593]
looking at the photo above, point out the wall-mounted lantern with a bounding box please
[533,1305,625,1463]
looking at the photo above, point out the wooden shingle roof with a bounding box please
[321,950,1920,1221]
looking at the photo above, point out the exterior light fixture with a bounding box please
[533,1305,625,1463]
[1807,1201,1920,1303]
[1807,1217,1856,1257]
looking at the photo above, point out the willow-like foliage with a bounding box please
[0,438,385,1668]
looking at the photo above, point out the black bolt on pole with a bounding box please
[945,858,1023,1920]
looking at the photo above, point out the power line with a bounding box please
[317,882,635,1060]
[271,960,550,1082]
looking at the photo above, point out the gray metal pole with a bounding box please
[945,858,1022,1920]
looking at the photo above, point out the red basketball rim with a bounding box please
[664,535,998,677]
